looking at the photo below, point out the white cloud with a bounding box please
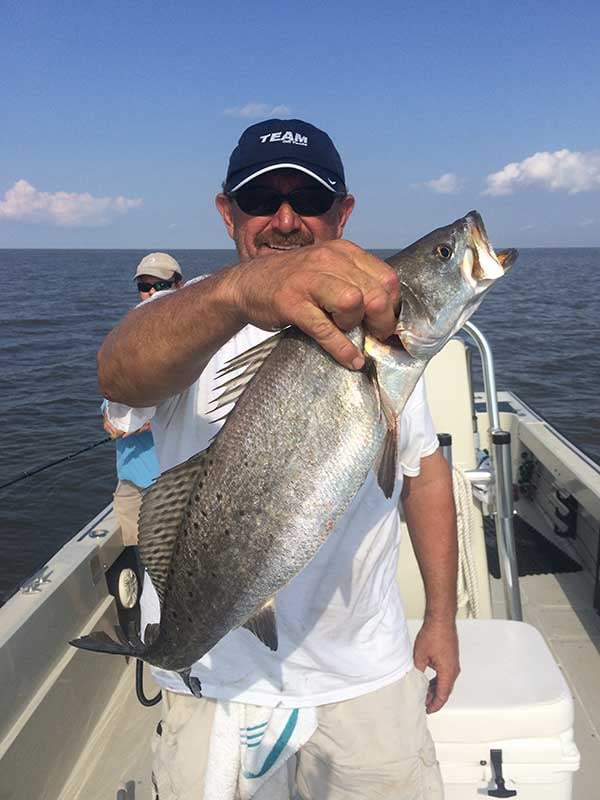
[224,103,291,119]
[0,180,143,226]
[578,218,594,228]
[484,149,600,196]
[417,172,462,194]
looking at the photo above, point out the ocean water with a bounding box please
[1,247,599,602]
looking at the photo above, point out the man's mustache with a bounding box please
[254,231,314,248]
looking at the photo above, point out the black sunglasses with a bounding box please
[137,279,175,293]
[230,184,340,217]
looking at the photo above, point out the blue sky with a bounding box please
[1,0,599,248]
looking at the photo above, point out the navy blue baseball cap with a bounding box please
[223,119,347,195]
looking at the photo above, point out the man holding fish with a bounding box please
[93,119,513,799]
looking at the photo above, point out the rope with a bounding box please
[452,465,481,618]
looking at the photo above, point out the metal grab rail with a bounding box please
[462,321,523,621]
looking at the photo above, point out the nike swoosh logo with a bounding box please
[328,179,337,185]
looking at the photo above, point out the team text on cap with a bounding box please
[259,131,308,146]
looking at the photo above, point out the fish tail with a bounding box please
[69,628,142,658]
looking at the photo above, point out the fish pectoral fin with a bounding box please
[242,598,278,651]
[375,421,398,499]
[179,668,203,697]
[363,355,382,420]
[365,356,398,499]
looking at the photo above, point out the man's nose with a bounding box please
[270,200,301,233]
[148,287,157,296]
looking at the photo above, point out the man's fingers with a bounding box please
[427,691,450,714]
[362,288,399,342]
[326,284,366,332]
[334,242,400,295]
[320,247,400,338]
[238,241,401,364]
[425,668,459,714]
[293,302,365,370]
[103,419,119,438]
[282,273,367,369]
[426,677,449,714]
[103,417,126,439]
[303,272,397,363]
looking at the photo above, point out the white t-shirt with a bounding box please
[108,319,439,708]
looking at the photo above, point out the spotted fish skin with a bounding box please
[70,211,517,676]
[137,326,388,671]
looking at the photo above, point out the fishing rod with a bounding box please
[0,437,111,491]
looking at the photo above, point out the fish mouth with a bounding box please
[464,211,517,285]
[495,248,518,270]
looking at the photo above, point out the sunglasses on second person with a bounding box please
[229,183,343,217]
[136,278,177,293]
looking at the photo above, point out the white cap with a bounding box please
[133,252,182,281]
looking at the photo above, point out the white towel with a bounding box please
[203,701,317,800]
[105,400,155,433]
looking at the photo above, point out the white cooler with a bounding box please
[408,619,580,799]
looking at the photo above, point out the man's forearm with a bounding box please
[401,449,458,621]
[98,266,244,407]
[402,449,460,712]
[98,241,402,408]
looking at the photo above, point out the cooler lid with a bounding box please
[408,619,574,743]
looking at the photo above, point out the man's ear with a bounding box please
[336,194,355,238]
[215,193,235,239]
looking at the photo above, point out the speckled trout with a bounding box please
[71,211,516,694]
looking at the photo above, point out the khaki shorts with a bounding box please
[113,479,144,546]
[151,668,444,800]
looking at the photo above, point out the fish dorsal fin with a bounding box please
[138,448,210,607]
[365,356,398,498]
[205,332,286,440]
[216,330,285,377]
[209,331,285,414]
[212,330,284,402]
[242,597,278,651]
[210,367,263,412]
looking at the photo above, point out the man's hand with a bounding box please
[413,618,460,714]
[228,240,400,370]
[103,408,150,438]
[103,407,126,439]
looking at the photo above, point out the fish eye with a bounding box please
[436,244,453,260]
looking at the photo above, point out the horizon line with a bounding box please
[1,244,598,251]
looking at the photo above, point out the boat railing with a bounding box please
[461,321,523,621]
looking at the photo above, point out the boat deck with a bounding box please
[59,562,600,800]
[491,568,600,800]
[62,660,159,800]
